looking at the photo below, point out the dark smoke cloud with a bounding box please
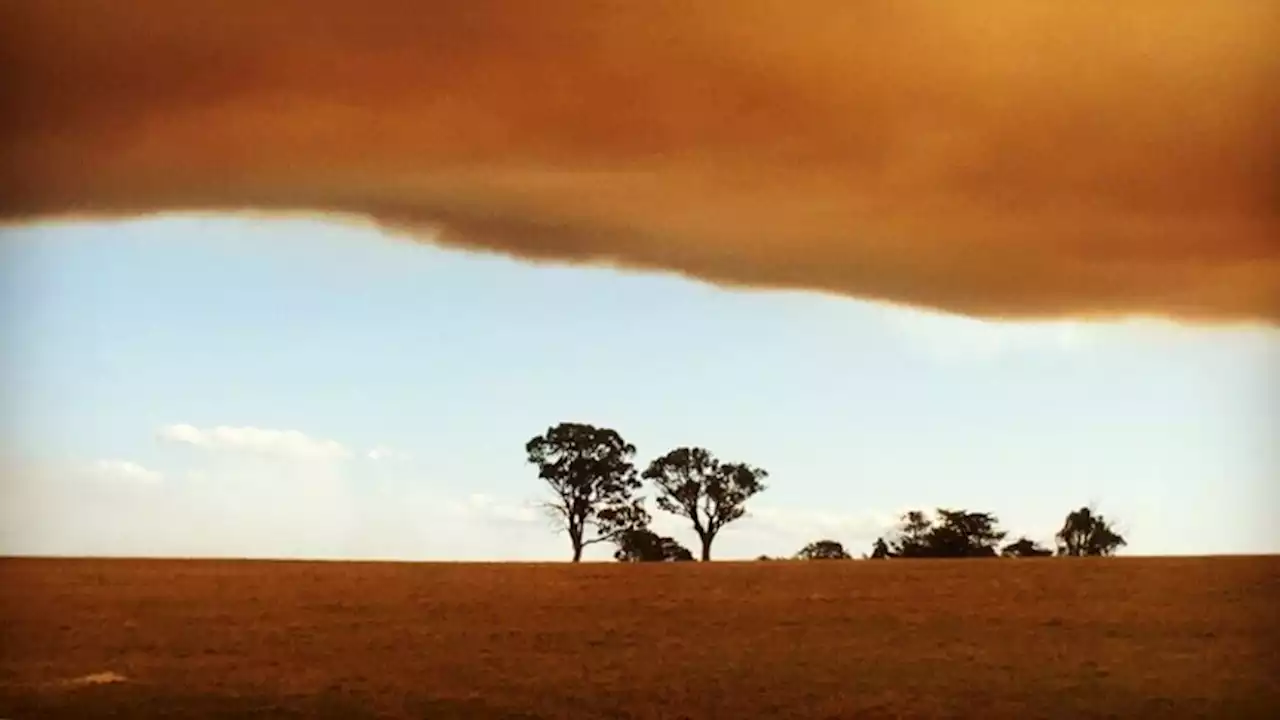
[2,1,1276,321]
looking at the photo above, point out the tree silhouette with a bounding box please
[928,509,1006,558]
[867,537,893,559]
[525,422,648,562]
[886,510,936,558]
[1002,536,1054,558]
[795,539,852,560]
[1056,506,1126,556]
[643,447,767,561]
[883,509,1006,558]
[613,528,694,562]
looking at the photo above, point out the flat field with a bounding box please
[1,556,1276,719]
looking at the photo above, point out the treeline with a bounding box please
[526,422,1126,563]
[782,505,1126,562]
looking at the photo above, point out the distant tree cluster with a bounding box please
[878,509,1010,558]
[788,507,1125,562]
[526,421,1127,563]
[526,422,766,562]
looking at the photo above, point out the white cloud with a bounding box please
[739,506,897,545]
[157,424,351,461]
[89,459,163,485]
[366,445,409,462]
[447,492,543,526]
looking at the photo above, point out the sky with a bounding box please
[2,215,1276,560]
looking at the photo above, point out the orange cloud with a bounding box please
[2,1,1276,321]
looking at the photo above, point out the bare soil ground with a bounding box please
[1,556,1276,719]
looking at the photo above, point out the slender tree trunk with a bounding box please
[699,532,713,562]
[570,525,584,563]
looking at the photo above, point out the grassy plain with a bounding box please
[1,556,1276,719]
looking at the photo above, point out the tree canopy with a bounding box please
[643,447,767,561]
[795,539,852,560]
[1002,537,1054,558]
[525,422,648,562]
[1056,507,1127,557]
[613,528,694,563]
[879,509,1006,559]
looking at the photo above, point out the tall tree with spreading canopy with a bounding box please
[525,422,648,562]
[643,447,767,561]
[1056,506,1127,557]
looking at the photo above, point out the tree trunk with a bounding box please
[570,527,584,563]
[699,532,713,562]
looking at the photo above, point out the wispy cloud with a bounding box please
[741,506,897,547]
[156,424,351,462]
[88,459,163,486]
[447,493,543,526]
[366,445,410,462]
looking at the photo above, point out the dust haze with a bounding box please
[2,1,1276,321]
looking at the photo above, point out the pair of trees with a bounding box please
[525,422,768,562]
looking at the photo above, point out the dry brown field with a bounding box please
[1,556,1276,719]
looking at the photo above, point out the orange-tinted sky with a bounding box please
[2,1,1277,321]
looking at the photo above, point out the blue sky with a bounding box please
[2,215,1276,560]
